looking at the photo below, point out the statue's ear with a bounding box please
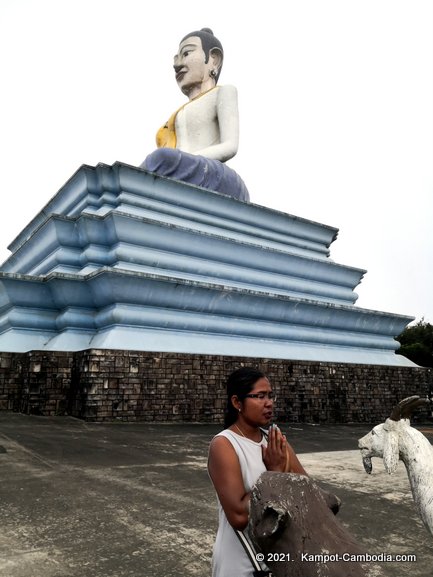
[256,503,291,538]
[209,47,223,73]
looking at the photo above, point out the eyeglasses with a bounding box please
[244,392,276,402]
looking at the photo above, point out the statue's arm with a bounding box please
[192,84,240,162]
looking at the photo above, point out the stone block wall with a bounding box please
[0,349,431,423]
[69,350,241,422]
[0,351,73,416]
[0,353,23,412]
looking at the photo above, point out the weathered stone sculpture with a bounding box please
[249,472,384,577]
[141,28,249,201]
[358,396,433,536]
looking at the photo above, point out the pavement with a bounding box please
[0,413,433,577]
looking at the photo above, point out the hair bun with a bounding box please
[201,27,214,35]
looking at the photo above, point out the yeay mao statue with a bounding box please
[141,28,250,202]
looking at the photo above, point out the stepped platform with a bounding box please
[0,162,414,365]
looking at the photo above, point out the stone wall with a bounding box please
[0,349,431,423]
[0,351,73,415]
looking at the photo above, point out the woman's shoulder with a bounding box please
[210,429,242,451]
[213,428,268,447]
[208,430,239,461]
[213,429,237,442]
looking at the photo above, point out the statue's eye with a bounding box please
[183,50,190,58]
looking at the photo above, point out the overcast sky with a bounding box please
[1,0,432,324]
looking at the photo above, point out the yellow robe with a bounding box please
[155,87,219,149]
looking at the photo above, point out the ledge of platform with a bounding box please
[0,268,414,365]
[7,163,338,258]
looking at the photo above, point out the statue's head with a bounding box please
[174,28,224,98]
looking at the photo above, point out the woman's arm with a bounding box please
[208,430,291,531]
[192,85,240,162]
[287,441,308,475]
[208,436,250,530]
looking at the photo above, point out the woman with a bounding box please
[141,28,250,202]
[208,367,307,577]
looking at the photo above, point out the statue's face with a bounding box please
[173,36,212,96]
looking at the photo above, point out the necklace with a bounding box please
[234,423,262,443]
[234,424,246,437]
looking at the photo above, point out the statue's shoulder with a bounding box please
[215,84,238,105]
[218,84,238,95]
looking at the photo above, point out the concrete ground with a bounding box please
[0,413,432,577]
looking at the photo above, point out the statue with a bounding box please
[141,28,250,202]
[358,396,433,537]
[249,472,385,577]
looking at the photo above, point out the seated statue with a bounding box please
[141,28,250,202]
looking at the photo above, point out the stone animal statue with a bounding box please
[248,472,384,577]
[358,395,433,536]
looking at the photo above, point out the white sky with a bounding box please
[1,0,432,324]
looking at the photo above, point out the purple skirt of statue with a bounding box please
[141,148,250,202]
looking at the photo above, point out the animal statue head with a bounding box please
[358,395,431,475]
[248,472,382,577]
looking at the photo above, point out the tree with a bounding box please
[396,319,433,367]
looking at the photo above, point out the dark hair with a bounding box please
[180,27,224,82]
[224,367,266,428]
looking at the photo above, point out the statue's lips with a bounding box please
[175,69,187,82]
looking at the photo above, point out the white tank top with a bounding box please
[210,429,268,577]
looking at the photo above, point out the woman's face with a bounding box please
[239,377,275,427]
[173,36,212,96]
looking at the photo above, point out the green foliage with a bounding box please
[396,319,433,367]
